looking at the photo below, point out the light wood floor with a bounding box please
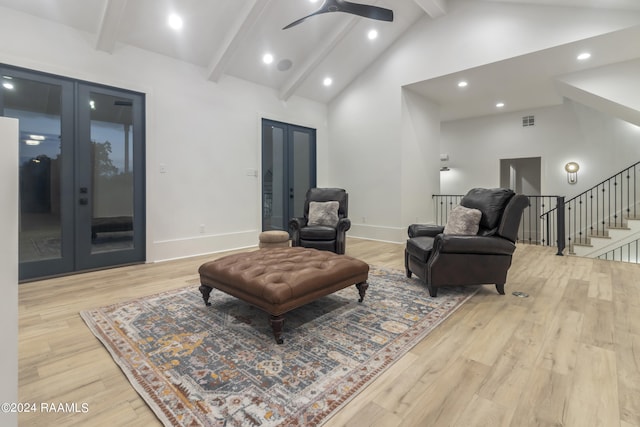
[18,238,640,426]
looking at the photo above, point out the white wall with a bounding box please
[328,74,404,240]
[557,58,640,126]
[329,0,640,242]
[440,100,640,198]
[0,6,328,261]
[400,89,441,226]
[0,117,19,427]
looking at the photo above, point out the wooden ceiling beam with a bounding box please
[96,0,129,53]
[413,0,448,18]
[278,16,358,101]
[207,0,272,82]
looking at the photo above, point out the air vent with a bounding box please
[522,115,535,127]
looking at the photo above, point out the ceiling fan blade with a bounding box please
[338,1,393,22]
[282,11,326,30]
[283,0,393,30]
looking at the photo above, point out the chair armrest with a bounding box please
[433,234,515,255]
[288,217,307,231]
[337,218,351,232]
[408,224,444,238]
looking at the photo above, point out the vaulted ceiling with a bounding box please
[406,25,640,121]
[1,0,639,117]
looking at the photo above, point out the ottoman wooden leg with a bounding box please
[269,314,285,344]
[356,281,368,302]
[199,284,213,306]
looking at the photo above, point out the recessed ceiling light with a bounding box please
[25,140,40,146]
[263,53,274,64]
[367,29,378,40]
[29,134,45,140]
[168,13,183,30]
[577,52,591,61]
[496,102,505,108]
[2,82,14,90]
[323,77,333,87]
[457,81,468,88]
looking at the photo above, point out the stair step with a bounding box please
[571,242,593,248]
[589,231,609,237]
[607,225,630,230]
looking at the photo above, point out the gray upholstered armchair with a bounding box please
[289,188,350,254]
[405,188,529,297]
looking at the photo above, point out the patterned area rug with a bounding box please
[80,267,477,426]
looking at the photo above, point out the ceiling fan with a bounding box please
[283,0,394,30]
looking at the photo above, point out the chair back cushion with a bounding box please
[460,188,514,236]
[497,194,530,242]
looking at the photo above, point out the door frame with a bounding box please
[261,118,317,232]
[1,67,76,280]
[499,156,541,194]
[1,64,146,281]
[75,83,146,271]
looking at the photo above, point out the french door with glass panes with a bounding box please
[0,66,145,281]
[261,119,316,232]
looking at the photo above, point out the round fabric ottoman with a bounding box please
[259,230,290,249]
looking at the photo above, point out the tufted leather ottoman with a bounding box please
[198,247,369,344]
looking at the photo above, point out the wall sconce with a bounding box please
[565,162,579,184]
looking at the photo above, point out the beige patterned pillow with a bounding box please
[443,205,482,235]
[308,201,339,227]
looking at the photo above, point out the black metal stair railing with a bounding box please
[533,195,566,254]
[432,194,566,253]
[552,161,640,252]
[597,238,640,263]
[432,162,640,259]
[432,194,463,225]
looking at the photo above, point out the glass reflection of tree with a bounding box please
[92,140,133,220]
[92,140,118,177]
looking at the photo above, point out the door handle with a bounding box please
[79,187,89,204]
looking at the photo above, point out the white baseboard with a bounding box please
[151,225,408,262]
[151,230,258,262]
[349,223,406,244]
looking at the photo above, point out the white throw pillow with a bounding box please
[308,201,339,227]
[443,205,482,235]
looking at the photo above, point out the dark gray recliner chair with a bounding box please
[289,188,350,254]
[405,188,529,297]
